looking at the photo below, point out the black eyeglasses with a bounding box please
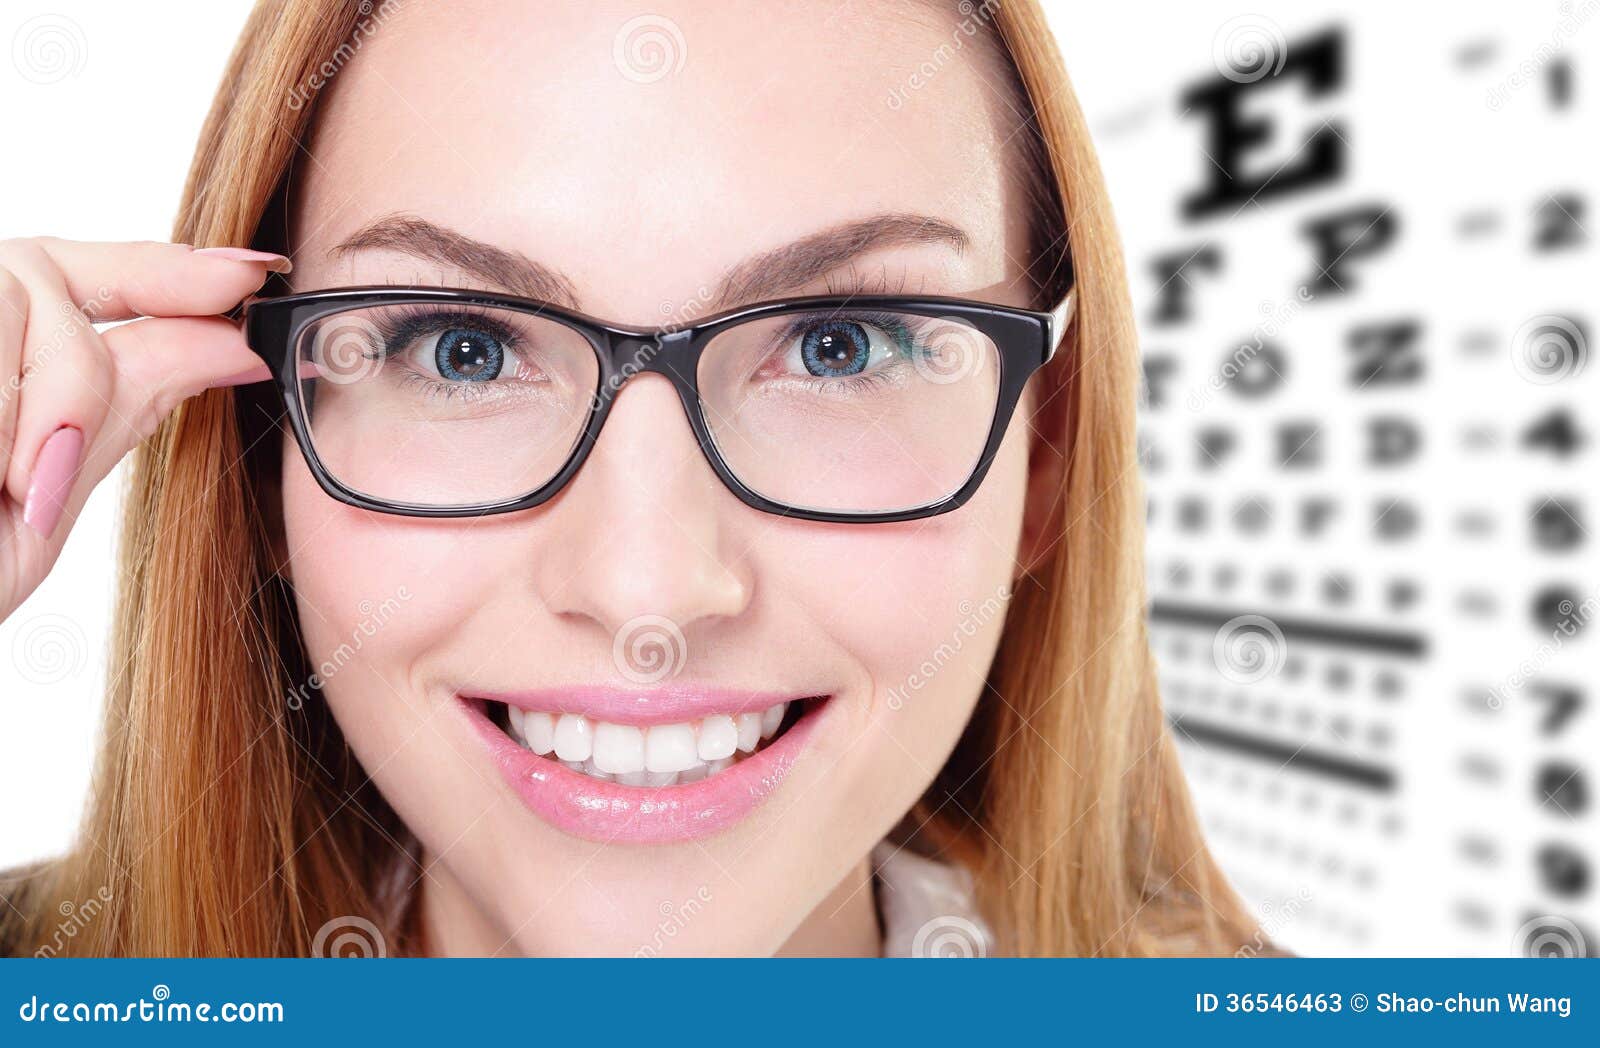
[240,284,1074,523]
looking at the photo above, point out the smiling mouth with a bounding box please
[479,698,816,788]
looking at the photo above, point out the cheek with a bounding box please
[278,452,495,735]
[776,413,1031,750]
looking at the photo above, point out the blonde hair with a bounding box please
[2,0,1258,956]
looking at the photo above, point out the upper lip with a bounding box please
[459,684,818,726]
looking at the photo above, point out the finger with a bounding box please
[0,237,289,323]
[0,266,26,481]
[102,314,271,435]
[1,260,113,537]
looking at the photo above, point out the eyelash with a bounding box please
[769,309,925,392]
[363,266,930,398]
[370,305,526,401]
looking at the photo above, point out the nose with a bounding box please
[531,372,752,646]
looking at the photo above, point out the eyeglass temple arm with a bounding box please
[1045,287,1076,361]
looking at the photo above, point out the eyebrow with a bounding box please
[328,211,970,317]
[330,214,583,309]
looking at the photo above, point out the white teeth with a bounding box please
[735,712,762,753]
[697,715,737,761]
[592,722,646,774]
[523,712,555,755]
[505,702,807,785]
[645,724,700,773]
[760,702,786,739]
[553,714,593,762]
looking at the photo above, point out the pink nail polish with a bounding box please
[23,426,85,538]
[193,247,293,273]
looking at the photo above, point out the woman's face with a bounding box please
[281,0,1042,956]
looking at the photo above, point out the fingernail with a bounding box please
[23,426,85,538]
[194,247,293,274]
[207,363,273,389]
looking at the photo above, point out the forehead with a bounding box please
[292,0,1029,315]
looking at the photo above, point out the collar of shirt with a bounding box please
[872,841,994,958]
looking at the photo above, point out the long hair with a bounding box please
[1,0,1258,957]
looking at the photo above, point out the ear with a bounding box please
[1014,383,1069,583]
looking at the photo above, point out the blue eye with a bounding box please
[800,321,871,377]
[434,327,504,382]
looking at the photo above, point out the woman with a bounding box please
[0,0,1258,956]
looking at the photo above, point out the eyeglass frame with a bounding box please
[238,282,1076,524]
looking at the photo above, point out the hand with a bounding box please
[0,238,289,623]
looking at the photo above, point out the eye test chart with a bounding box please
[1059,0,1596,956]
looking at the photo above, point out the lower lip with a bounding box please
[462,698,825,844]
